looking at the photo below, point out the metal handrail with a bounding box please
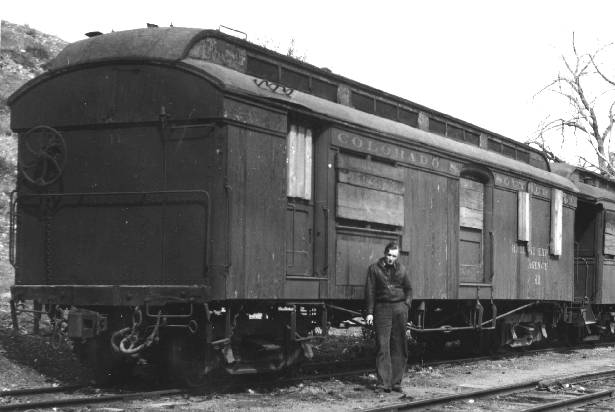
[408,301,539,333]
[9,190,17,267]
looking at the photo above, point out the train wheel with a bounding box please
[166,334,218,387]
[477,329,498,355]
[75,333,131,385]
[555,322,579,346]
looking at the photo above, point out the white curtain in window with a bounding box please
[550,189,563,256]
[518,191,530,242]
[287,125,312,200]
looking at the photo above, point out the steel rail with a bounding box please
[359,368,615,412]
[521,389,615,412]
[0,388,187,411]
[0,384,86,397]
[360,379,541,412]
[3,342,614,410]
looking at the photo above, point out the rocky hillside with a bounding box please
[0,21,67,292]
[1,20,67,134]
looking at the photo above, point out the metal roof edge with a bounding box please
[184,58,577,193]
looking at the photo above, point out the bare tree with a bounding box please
[528,33,615,176]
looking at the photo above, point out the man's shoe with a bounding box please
[392,385,403,393]
[375,386,391,393]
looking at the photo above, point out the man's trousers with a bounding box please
[373,301,409,389]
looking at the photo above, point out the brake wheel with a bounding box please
[20,125,67,186]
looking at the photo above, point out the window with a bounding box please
[487,138,501,152]
[352,91,374,113]
[550,189,563,255]
[429,118,446,135]
[375,100,397,120]
[335,153,404,227]
[311,78,337,101]
[447,124,464,141]
[503,144,516,158]
[518,192,530,242]
[517,150,530,164]
[605,211,615,255]
[460,178,484,229]
[246,56,278,82]
[399,108,419,127]
[465,131,480,146]
[287,125,313,200]
[459,177,484,282]
[281,68,309,92]
[459,169,493,284]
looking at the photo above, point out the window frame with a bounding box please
[459,166,494,284]
[286,124,313,201]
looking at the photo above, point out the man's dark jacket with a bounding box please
[365,258,412,315]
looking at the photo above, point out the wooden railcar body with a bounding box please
[9,28,578,306]
[553,164,615,305]
[8,28,610,379]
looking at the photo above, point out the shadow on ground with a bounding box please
[0,303,91,385]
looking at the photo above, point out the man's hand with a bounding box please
[366,314,373,325]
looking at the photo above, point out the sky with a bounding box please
[3,0,615,163]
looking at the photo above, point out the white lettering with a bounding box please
[337,133,349,144]
[351,136,364,148]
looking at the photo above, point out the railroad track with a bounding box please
[0,384,187,411]
[2,342,613,410]
[360,368,615,411]
[0,362,374,410]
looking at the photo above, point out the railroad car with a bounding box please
[552,164,615,337]
[7,27,613,383]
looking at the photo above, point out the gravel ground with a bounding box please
[117,346,615,411]
[0,298,92,391]
[3,300,615,411]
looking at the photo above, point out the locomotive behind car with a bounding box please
[7,27,615,384]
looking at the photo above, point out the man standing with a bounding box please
[365,241,412,393]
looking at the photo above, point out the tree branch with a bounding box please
[534,33,615,172]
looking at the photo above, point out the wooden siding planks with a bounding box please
[600,261,615,303]
[459,178,484,229]
[338,170,404,194]
[337,183,404,226]
[286,204,313,276]
[335,230,396,286]
[336,153,405,226]
[164,127,227,289]
[520,198,550,300]
[337,154,405,181]
[459,229,483,282]
[493,189,518,299]
[227,126,287,299]
[12,65,222,129]
[405,169,450,299]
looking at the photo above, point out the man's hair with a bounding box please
[384,241,399,254]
